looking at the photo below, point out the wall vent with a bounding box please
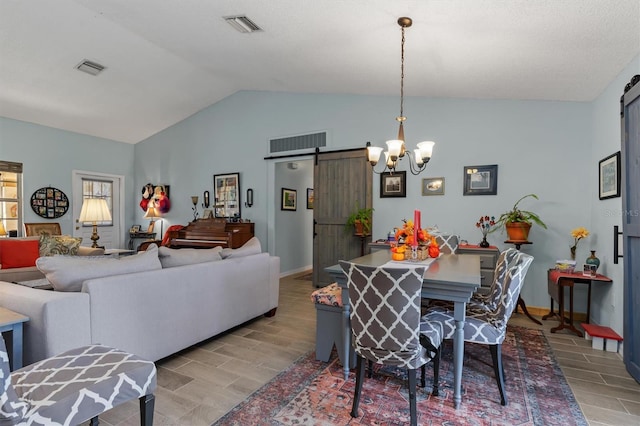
[224,15,263,33]
[75,60,106,76]
[270,132,326,154]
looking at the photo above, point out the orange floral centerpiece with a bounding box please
[391,218,432,260]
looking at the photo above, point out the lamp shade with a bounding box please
[0,221,6,236]
[144,206,161,219]
[79,198,112,223]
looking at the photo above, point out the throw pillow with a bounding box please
[39,235,82,256]
[220,237,262,259]
[0,239,40,269]
[36,244,161,292]
[158,246,222,268]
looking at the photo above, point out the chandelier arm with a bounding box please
[404,151,426,175]
[370,161,390,175]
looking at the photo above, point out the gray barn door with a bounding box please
[312,149,372,288]
[622,75,640,383]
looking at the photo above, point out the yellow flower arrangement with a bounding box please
[569,227,590,259]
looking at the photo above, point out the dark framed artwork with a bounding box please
[380,171,406,198]
[599,151,621,200]
[463,165,498,195]
[422,177,445,196]
[213,172,240,218]
[306,188,314,209]
[281,188,297,211]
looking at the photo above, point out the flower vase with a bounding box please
[570,246,576,260]
[479,236,490,248]
[585,250,600,271]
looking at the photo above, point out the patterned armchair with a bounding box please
[339,261,443,426]
[422,249,534,406]
[1,334,156,425]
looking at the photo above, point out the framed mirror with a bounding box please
[213,172,240,219]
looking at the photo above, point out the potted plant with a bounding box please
[490,193,547,241]
[345,202,374,236]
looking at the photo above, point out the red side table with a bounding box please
[542,269,613,337]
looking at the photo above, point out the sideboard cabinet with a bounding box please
[456,245,500,293]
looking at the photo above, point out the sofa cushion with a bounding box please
[39,235,82,256]
[36,244,161,292]
[158,246,222,268]
[220,237,262,259]
[0,239,40,269]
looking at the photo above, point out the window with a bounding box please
[0,161,23,236]
[80,179,113,226]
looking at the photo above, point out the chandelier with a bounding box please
[367,17,435,175]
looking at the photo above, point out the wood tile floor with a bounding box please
[96,273,639,425]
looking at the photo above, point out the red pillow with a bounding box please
[0,239,40,269]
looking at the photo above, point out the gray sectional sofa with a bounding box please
[0,240,280,365]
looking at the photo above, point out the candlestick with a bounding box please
[413,210,419,247]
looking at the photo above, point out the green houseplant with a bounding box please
[490,193,547,241]
[345,202,374,236]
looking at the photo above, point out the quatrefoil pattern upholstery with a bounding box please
[435,234,459,254]
[339,261,442,369]
[424,249,534,344]
[1,335,156,426]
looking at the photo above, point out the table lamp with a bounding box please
[79,198,112,248]
[144,205,161,236]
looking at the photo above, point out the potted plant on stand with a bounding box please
[345,202,374,236]
[491,193,547,241]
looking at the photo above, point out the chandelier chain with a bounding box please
[399,25,405,120]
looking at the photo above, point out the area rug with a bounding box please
[214,326,587,425]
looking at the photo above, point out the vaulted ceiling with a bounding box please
[1,0,639,144]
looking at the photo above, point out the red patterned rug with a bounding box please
[214,326,587,425]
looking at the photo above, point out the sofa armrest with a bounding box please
[0,281,90,365]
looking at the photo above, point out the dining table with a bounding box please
[325,250,481,409]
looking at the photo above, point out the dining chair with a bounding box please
[339,261,443,426]
[422,249,533,406]
[435,234,459,254]
[1,334,157,425]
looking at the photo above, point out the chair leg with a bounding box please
[367,359,373,378]
[140,394,155,426]
[432,346,441,397]
[408,368,418,426]
[420,364,426,388]
[351,355,366,418]
[489,344,508,406]
[90,417,99,426]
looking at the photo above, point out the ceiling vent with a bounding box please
[224,15,262,33]
[75,60,106,76]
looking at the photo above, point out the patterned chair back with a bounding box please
[0,334,29,422]
[339,261,430,369]
[483,250,534,332]
[476,248,521,309]
[435,234,459,254]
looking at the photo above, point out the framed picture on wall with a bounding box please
[281,188,297,211]
[213,172,241,218]
[599,151,621,200]
[380,171,406,198]
[422,177,445,196]
[306,188,314,209]
[463,165,498,195]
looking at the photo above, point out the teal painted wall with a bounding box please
[0,117,135,238]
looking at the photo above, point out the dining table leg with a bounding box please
[452,300,467,409]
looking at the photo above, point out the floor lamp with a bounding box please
[79,198,112,248]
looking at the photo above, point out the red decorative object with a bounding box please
[428,237,440,258]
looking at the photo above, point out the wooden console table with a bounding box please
[542,269,612,337]
[0,307,29,370]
